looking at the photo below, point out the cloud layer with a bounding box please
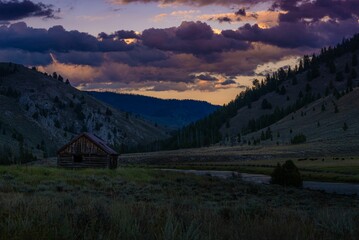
[142,21,250,55]
[0,0,59,21]
[111,0,265,7]
[0,22,133,52]
[0,0,358,101]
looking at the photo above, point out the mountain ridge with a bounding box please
[0,63,168,162]
[89,91,220,129]
[152,33,359,151]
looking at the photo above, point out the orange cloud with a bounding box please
[202,10,284,28]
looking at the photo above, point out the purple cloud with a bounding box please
[0,22,134,52]
[235,8,246,16]
[112,0,266,6]
[98,30,140,40]
[0,0,59,21]
[221,79,236,85]
[272,0,359,23]
[196,74,218,81]
[142,21,250,55]
[223,18,359,49]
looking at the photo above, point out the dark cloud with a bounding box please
[235,8,246,16]
[98,30,140,39]
[176,21,213,40]
[221,79,236,85]
[272,0,359,23]
[194,74,218,81]
[219,0,359,49]
[0,22,134,52]
[0,0,59,21]
[223,18,359,49]
[216,16,233,23]
[1,0,358,95]
[209,7,258,24]
[142,21,250,55]
[112,0,265,7]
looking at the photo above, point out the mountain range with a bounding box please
[1,33,359,160]
[159,34,359,152]
[89,92,219,129]
[0,64,168,162]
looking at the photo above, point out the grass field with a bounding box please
[131,155,359,183]
[0,166,358,239]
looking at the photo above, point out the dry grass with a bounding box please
[0,166,358,239]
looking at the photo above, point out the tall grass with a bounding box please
[0,166,358,239]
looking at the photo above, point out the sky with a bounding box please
[0,0,358,105]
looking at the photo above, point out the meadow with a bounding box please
[131,154,359,183]
[0,166,358,239]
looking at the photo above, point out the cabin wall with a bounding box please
[57,155,109,168]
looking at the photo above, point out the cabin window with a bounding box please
[73,155,83,163]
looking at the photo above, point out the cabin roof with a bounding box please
[57,132,118,155]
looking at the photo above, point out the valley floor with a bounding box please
[0,166,358,239]
[121,143,359,183]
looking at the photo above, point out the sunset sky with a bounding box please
[0,0,359,104]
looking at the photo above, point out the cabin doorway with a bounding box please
[73,155,83,163]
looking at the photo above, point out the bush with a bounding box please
[261,99,272,110]
[291,134,306,144]
[271,160,303,187]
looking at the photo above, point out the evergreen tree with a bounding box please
[292,76,298,85]
[305,83,312,92]
[58,75,64,82]
[329,80,334,89]
[52,72,58,79]
[345,63,350,73]
[279,86,286,95]
[327,60,336,74]
[335,71,344,82]
[351,68,357,79]
[261,99,272,110]
[352,53,358,67]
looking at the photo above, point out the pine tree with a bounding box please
[352,53,358,67]
[305,83,312,92]
[351,68,357,79]
[52,72,58,79]
[327,60,336,74]
[292,76,298,85]
[345,63,350,73]
[336,71,344,82]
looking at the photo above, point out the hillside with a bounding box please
[241,88,359,150]
[158,33,359,150]
[221,41,359,146]
[89,92,219,129]
[0,63,168,162]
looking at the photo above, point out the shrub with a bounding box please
[261,99,272,110]
[291,134,306,144]
[271,160,303,187]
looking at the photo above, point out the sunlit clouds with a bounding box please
[0,0,358,104]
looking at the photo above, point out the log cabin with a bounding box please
[57,132,118,169]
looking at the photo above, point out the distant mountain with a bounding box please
[159,33,359,150]
[89,92,220,129]
[0,63,168,162]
